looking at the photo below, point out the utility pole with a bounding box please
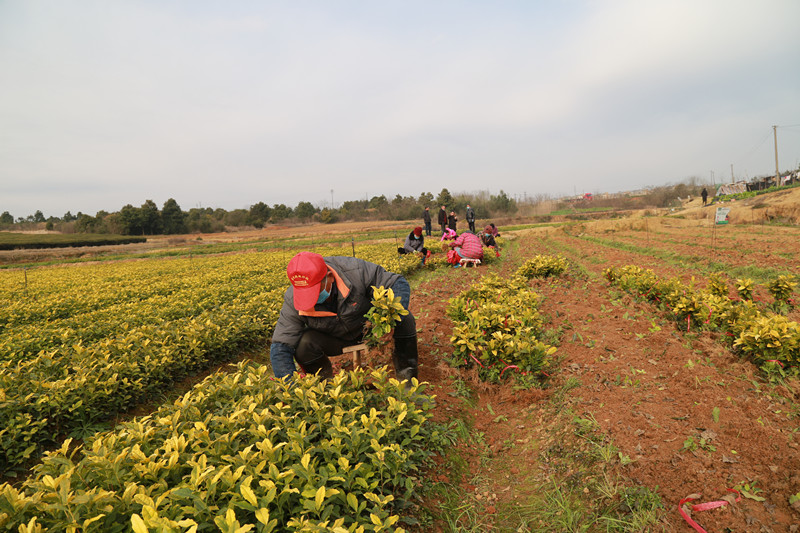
[773,125,780,186]
[730,164,734,183]
[330,189,334,209]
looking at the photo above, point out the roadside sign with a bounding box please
[715,207,730,225]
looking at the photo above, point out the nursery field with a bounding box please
[1,201,799,531]
[419,218,799,532]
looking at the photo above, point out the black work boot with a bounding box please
[299,356,333,379]
[392,335,419,383]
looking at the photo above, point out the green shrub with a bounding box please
[0,363,441,531]
[516,255,568,279]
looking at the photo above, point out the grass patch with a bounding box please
[580,234,795,284]
[423,375,666,531]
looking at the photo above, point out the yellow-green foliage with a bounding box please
[707,273,728,298]
[516,255,568,279]
[447,274,555,383]
[734,315,800,365]
[736,278,754,301]
[767,275,797,304]
[605,265,800,368]
[0,244,424,471]
[0,363,437,532]
[363,286,409,346]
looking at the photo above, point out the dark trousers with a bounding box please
[295,313,416,376]
[468,220,475,232]
[424,221,432,236]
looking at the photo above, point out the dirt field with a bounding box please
[399,198,800,530]
[6,190,799,530]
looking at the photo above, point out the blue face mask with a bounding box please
[317,287,330,304]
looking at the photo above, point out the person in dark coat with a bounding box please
[701,188,708,206]
[447,211,458,231]
[438,205,447,234]
[398,227,429,263]
[481,226,497,247]
[270,252,418,382]
[422,207,432,236]
[465,204,476,233]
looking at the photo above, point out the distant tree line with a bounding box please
[0,189,518,235]
[12,175,779,236]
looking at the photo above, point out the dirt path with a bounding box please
[411,231,800,531]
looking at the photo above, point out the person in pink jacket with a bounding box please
[447,231,484,263]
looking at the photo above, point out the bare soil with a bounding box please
[401,212,800,531]
[8,191,800,530]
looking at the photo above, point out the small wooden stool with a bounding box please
[459,258,482,267]
[342,343,369,368]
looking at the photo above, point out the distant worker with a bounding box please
[440,228,457,242]
[422,207,432,236]
[481,225,498,247]
[398,226,430,264]
[438,205,447,234]
[269,252,418,382]
[447,210,458,232]
[701,188,708,206]
[465,204,476,233]
[445,230,483,267]
[481,226,501,257]
[486,223,500,238]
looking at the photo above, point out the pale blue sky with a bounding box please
[2,1,799,218]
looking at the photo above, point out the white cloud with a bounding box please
[1,1,799,217]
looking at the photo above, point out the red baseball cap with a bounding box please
[413,226,422,236]
[287,252,328,311]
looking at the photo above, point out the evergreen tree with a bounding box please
[140,200,162,235]
[294,201,317,220]
[249,202,272,226]
[271,204,292,221]
[118,204,143,235]
[161,198,187,234]
[436,188,453,207]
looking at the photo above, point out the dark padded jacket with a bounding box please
[271,256,401,348]
[466,206,475,222]
[403,231,425,253]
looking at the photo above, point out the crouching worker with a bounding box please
[446,230,483,267]
[270,252,418,382]
[398,226,430,264]
[480,226,501,257]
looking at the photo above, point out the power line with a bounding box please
[735,128,772,164]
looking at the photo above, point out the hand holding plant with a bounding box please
[363,286,409,346]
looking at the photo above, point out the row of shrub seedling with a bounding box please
[0,364,443,532]
[605,266,798,369]
[0,246,422,473]
[446,255,568,385]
